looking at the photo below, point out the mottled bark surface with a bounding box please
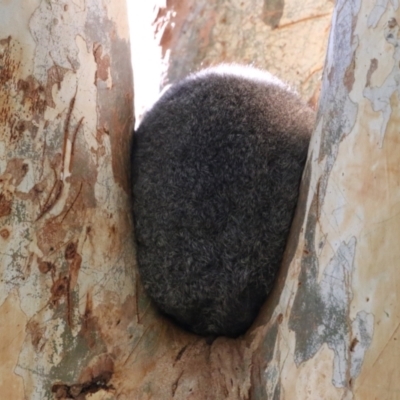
[0,1,135,399]
[130,0,333,121]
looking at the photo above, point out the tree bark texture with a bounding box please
[246,0,400,398]
[0,1,135,399]
[130,0,333,121]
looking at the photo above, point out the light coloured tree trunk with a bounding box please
[270,1,400,397]
[0,1,135,399]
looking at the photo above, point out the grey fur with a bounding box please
[131,65,315,337]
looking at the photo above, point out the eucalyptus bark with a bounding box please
[130,0,400,398]
[130,0,333,120]
[0,1,134,399]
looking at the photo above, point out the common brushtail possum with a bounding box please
[131,65,315,337]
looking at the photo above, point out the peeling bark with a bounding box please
[0,1,134,399]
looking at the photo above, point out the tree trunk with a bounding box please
[0,1,135,399]
[129,0,333,121]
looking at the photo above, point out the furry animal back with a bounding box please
[131,65,315,337]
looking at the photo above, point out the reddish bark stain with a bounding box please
[0,228,10,239]
[0,37,21,138]
[69,252,82,290]
[160,24,173,48]
[17,76,47,117]
[350,337,359,352]
[26,320,45,350]
[80,291,97,349]
[65,242,77,260]
[0,37,49,145]
[44,64,69,108]
[0,36,17,85]
[79,354,114,386]
[50,152,63,171]
[52,354,114,399]
[38,260,55,274]
[0,194,12,218]
[174,344,189,364]
[388,17,398,29]
[8,119,27,143]
[52,385,68,399]
[93,43,110,82]
[3,158,29,187]
[28,181,46,202]
[50,276,69,306]
[366,58,378,87]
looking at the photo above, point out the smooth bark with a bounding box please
[0,1,134,399]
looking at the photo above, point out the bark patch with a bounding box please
[0,193,12,218]
[262,0,284,29]
[50,276,69,307]
[52,354,114,399]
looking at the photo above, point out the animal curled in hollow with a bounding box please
[131,64,315,337]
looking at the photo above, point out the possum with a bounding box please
[131,65,315,337]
